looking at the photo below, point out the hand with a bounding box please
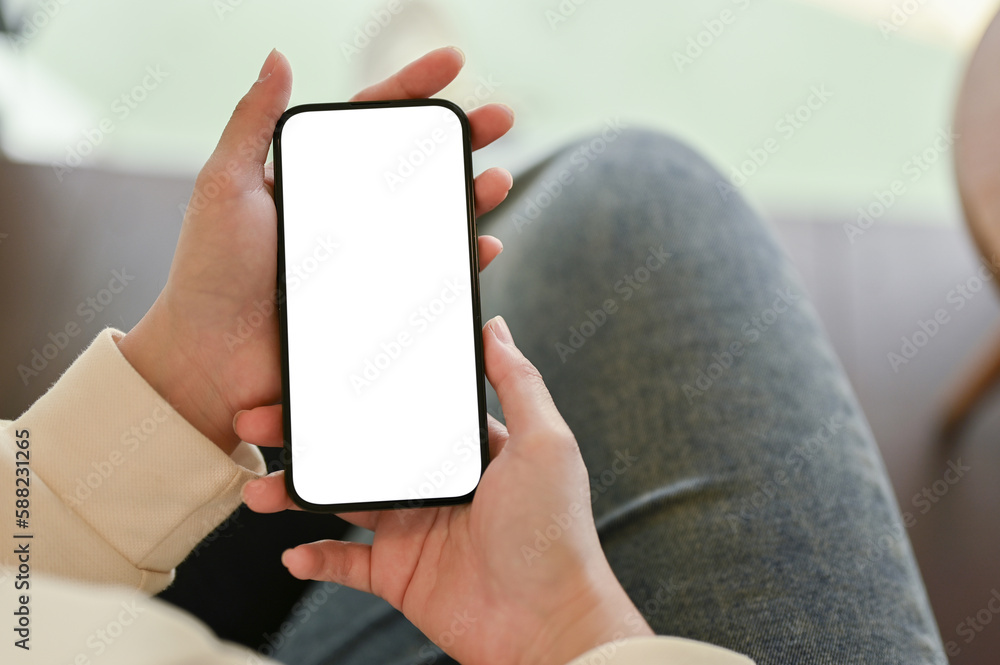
[239,316,654,665]
[117,47,515,455]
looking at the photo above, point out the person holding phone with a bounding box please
[0,45,946,665]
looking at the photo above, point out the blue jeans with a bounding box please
[271,129,947,665]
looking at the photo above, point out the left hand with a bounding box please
[118,47,515,454]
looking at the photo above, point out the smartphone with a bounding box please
[273,99,489,512]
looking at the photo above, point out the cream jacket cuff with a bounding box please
[567,636,755,664]
[1,327,265,593]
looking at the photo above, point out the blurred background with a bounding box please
[2,0,1000,662]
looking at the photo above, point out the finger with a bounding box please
[487,413,510,458]
[208,49,293,188]
[474,168,513,218]
[350,46,464,102]
[242,471,301,513]
[467,103,515,152]
[283,540,373,594]
[233,404,283,447]
[478,235,503,271]
[483,316,571,439]
[243,472,381,530]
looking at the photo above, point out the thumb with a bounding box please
[483,316,570,439]
[208,48,292,187]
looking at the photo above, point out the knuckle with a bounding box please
[552,428,580,454]
[520,424,578,454]
[511,355,547,392]
[323,548,353,583]
[230,94,254,122]
[518,357,544,382]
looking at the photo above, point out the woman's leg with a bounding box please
[477,127,946,664]
[273,127,947,665]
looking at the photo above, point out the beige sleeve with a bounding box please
[8,579,756,665]
[7,575,280,664]
[0,327,266,593]
[566,636,756,664]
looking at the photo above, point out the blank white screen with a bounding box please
[280,103,483,507]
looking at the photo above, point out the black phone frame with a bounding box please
[273,98,490,513]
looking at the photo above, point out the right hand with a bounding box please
[237,315,654,665]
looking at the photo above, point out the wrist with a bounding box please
[117,301,240,455]
[523,566,654,665]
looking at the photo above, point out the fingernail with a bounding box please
[501,168,513,189]
[448,45,466,65]
[490,315,513,345]
[257,48,278,82]
[232,409,247,433]
[499,103,515,123]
